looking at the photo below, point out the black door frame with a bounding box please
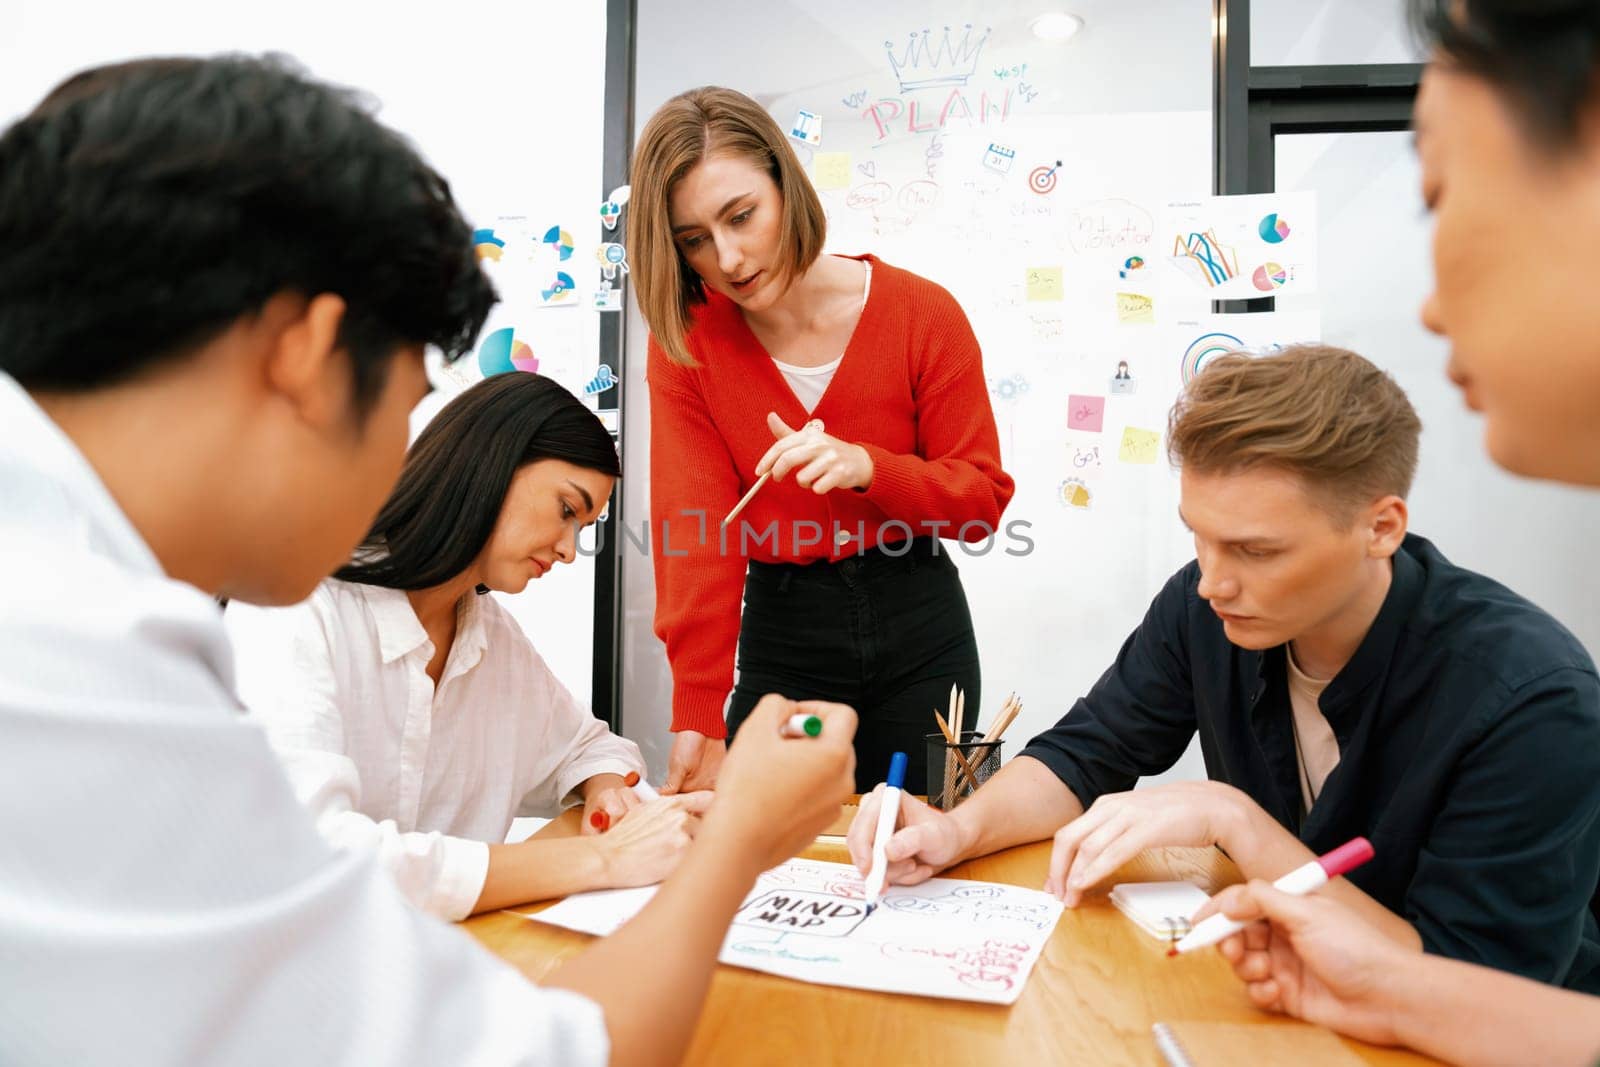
[590,0,637,730]
[1212,0,1420,311]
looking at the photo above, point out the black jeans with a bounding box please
[727,538,980,794]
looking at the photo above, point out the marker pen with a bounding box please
[624,770,661,802]
[780,713,823,738]
[1169,837,1376,955]
[863,751,909,917]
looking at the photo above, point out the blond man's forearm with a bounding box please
[948,755,1086,861]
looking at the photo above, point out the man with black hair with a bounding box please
[0,54,858,1066]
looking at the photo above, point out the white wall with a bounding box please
[1,0,611,709]
[1253,0,1422,67]
[1275,132,1600,652]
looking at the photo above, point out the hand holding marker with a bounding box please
[863,751,909,917]
[781,713,823,738]
[625,770,660,802]
[592,715,822,830]
[587,770,663,832]
[1169,837,1375,955]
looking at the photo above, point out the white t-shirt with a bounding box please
[1286,644,1340,813]
[771,259,872,413]
[226,580,644,920]
[0,373,607,1066]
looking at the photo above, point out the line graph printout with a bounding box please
[521,858,1064,1004]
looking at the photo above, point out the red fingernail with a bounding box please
[1166,947,1179,957]
[623,771,640,788]
[590,811,610,832]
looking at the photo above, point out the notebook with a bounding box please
[1108,880,1213,940]
[1153,1022,1367,1065]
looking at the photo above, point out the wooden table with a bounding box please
[465,808,1436,1066]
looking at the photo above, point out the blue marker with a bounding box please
[863,751,909,916]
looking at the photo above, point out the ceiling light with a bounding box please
[1031,11,1083,42]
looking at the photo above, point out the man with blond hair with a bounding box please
[848,344,1600,991]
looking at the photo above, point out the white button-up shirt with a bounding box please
[226,580,644,920]
[0,373,607,1066]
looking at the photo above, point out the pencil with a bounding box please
[935,709,983,803]
[939,685,959,807]
[721,417,823,527]
[945,692,1023,796]
[721,471,771,527]
[982,693,1022,744]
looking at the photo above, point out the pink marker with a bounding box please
[1168,837,1375,955]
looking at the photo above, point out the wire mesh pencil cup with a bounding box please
[926,731,1003,810]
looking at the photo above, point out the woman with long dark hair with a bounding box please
[227,373,708,920]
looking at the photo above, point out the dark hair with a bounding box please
[0,54,496,414]
[1410,0,1600,150]
[336,373,621,589]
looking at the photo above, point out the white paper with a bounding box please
[521,858,1064,1004]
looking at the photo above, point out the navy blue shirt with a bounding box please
[1020,534,1600,990]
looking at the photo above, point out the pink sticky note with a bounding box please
[1068,394,1106,433]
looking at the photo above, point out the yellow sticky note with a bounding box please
[813,152,851,190]
[1116,291,1155,325]
[1026,267,1063,302]
[1119,426,1160,464]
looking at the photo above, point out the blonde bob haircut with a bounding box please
[629,86,827,366]
[1167,344,1422,525]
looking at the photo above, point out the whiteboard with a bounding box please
[622,1,1226,777]
[789,100,1214,757]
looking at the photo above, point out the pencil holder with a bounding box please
[926,731,1003,811]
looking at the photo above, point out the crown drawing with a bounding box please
[884,24,991,92]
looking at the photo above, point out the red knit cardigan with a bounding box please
[647,255,1014,736]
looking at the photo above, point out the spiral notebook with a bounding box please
[1153,1022,1366,1065]
[1108,881,1212,940]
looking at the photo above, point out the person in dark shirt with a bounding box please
[847,343,1600,991]
[1176,3,1600,1063]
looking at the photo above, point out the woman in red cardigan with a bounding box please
[630,86,1014,794]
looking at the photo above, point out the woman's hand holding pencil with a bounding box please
[756,414,874,495]
[722,417,822,527]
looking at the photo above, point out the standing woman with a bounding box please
[630,86,1014,794]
